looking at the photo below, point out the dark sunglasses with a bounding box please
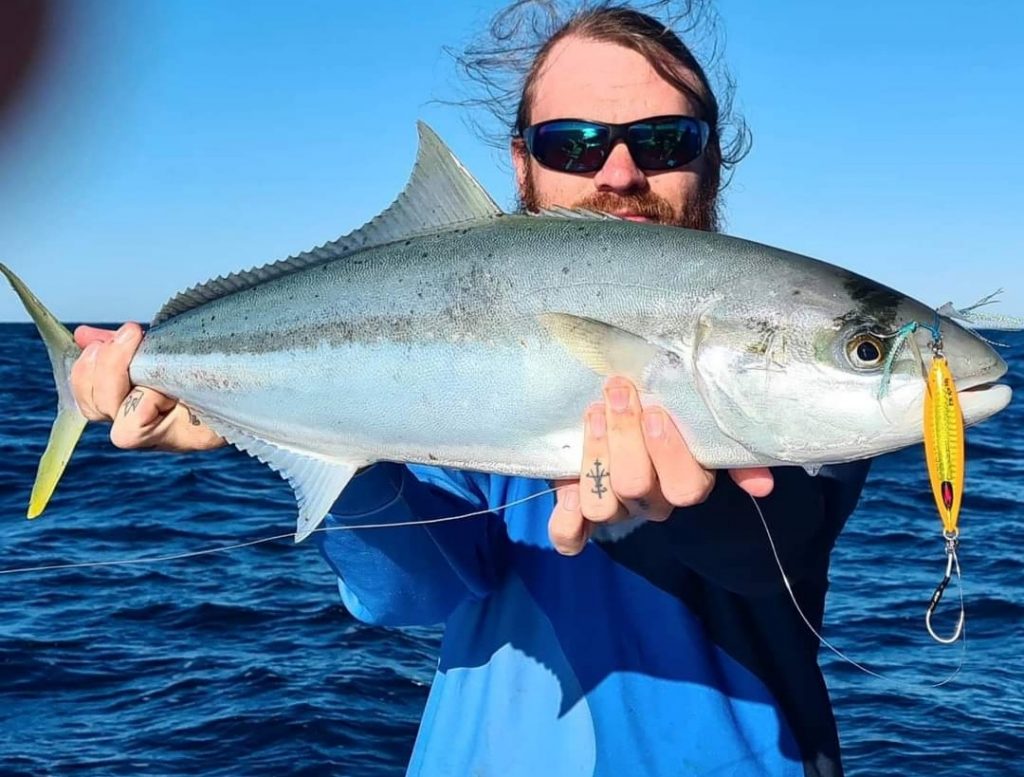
[520,115,709,173]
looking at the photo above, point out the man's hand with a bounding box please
[548,376,774,555]
[70,323,225,452]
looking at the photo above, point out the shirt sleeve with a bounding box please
[315,462,511,627]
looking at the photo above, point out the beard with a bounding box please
[518,165,720,232]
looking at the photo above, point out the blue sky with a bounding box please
[1,0,1021,323]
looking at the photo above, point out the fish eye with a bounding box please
[846,333,886,370]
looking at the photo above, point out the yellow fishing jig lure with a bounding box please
[923,354,963,537]
[922,345,966,644]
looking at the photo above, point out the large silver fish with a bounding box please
[3,123,1011,541]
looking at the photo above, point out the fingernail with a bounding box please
[643,410,664,438]
[115,324,134,344]
[561,488,579,511]
[588,408,607,438]
[607,386,630,412]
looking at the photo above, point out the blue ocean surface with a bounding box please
[0,322,1021,776]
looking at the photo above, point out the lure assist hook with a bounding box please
[925,530,965,644]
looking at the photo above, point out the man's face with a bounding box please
[513,36,716,230]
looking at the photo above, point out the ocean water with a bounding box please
[0,322,1021,776]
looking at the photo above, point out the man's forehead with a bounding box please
[529,36,701,125]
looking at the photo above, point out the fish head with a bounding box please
[691,265,1011,464]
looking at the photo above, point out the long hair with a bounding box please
[451,1,751,202]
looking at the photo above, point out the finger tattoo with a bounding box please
[123,389,144,417]
[586,459,609,499]
[186,407,201,426]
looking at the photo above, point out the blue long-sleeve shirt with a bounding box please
[317,461,870,777]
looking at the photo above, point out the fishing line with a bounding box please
[0,477,968,689]
[749,492,965,689]
[0,485,558,577]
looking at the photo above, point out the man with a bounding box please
[71,6,868,776]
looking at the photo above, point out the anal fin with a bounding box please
[202,415,365,542]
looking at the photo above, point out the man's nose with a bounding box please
[593,141,647,193]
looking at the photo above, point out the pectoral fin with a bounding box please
[538,313,672,388]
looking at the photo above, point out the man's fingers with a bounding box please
[603,379,672,520]
[92,324,142,418]
[69,343,104,421]
[578,403,628,523]
[73,325,116,349]
[67,322,225,453]
[123,386,176,425]
[604,379,653,499]
[548,483,591,556]
[160,403,227,451]
[729,467,774,497]
[110,387,176,448]
[641,407,716,508]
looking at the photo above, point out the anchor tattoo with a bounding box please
[586,459,609,499]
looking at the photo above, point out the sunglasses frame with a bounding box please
[519,115,710,174]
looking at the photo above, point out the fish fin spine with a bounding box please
[152,122,502,326]
[197,412,365,543]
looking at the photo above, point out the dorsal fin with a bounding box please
[152,122,503,326]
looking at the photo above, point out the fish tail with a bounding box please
[0,263,87,518]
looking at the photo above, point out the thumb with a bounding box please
[74,325,117,349]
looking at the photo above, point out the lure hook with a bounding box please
[925,532,965,644]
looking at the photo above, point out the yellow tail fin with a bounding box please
[0,263,87,518]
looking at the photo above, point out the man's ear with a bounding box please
[510,137,529,200]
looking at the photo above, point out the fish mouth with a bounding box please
[956,364,1012,426]
[960,380,1005,393]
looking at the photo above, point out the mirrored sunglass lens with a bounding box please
[628,119,703,169]
[532,122,608,171]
